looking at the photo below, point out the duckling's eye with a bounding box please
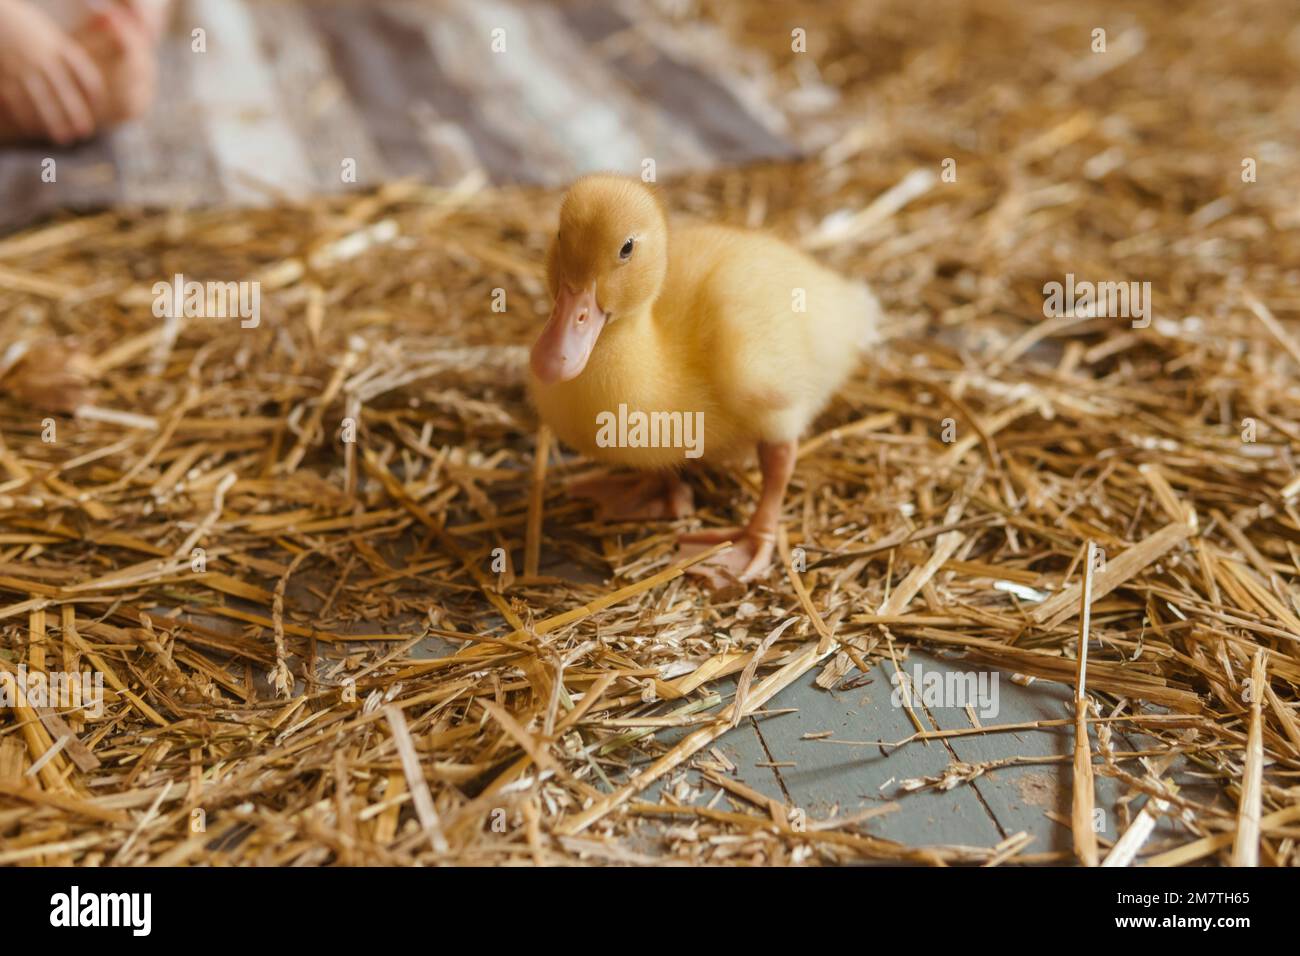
[619,237,635,260]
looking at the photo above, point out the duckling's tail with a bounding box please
[854,281,885,351]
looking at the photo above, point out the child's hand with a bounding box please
[74,1,157,124]
[0,0,107,144]
[114,0,171,42]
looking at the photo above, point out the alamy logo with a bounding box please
[1043,273,1151,328]
[49,886,151,936]
[0,666,104,719]
[890,663,999,719]
[152,273,261,328]
[595,404,705,459]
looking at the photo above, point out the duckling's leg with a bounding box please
[569,470,693,521]
[678,440,796,587]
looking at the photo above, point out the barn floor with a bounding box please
[0,0,1297,866]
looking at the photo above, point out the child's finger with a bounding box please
[0,80,41,140]
[21,74,75,145]
[113,0,153,33]
[45,62,97,140]
[91,4,146,56]
[61,42,108,117]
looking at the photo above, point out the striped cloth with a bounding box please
[0,0,797,231]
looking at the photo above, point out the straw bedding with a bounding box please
[0,0,1297,865]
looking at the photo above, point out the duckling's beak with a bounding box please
[530,283,607,384]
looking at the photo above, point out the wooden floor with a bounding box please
[315,554,1206,860]
[665,651,1204,857]
[0,0,796,231]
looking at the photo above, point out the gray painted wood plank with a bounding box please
[904,651,1209,859]
[0,132,120,230]
[636,675,788,807]
[185,0,316,202]
[0,148,65,231]
[518,2,716,178]
[113,29,222,210]
[248,1,391,190]
[907,652,1087,854]
[559,0,797,165]
[739,656,1007,848]
[310,2,459,180]
[414,0,582,183]
[429,0,711,183]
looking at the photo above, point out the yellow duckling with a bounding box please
[529,174,880,587]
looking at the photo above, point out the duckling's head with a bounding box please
[530,175,668,384]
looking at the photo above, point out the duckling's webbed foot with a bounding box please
[678,439,796,590]
[568,470,693,521]
[678,526,776,589]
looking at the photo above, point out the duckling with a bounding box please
[529,174,880,588]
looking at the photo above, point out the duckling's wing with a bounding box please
[689,230,876,443]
